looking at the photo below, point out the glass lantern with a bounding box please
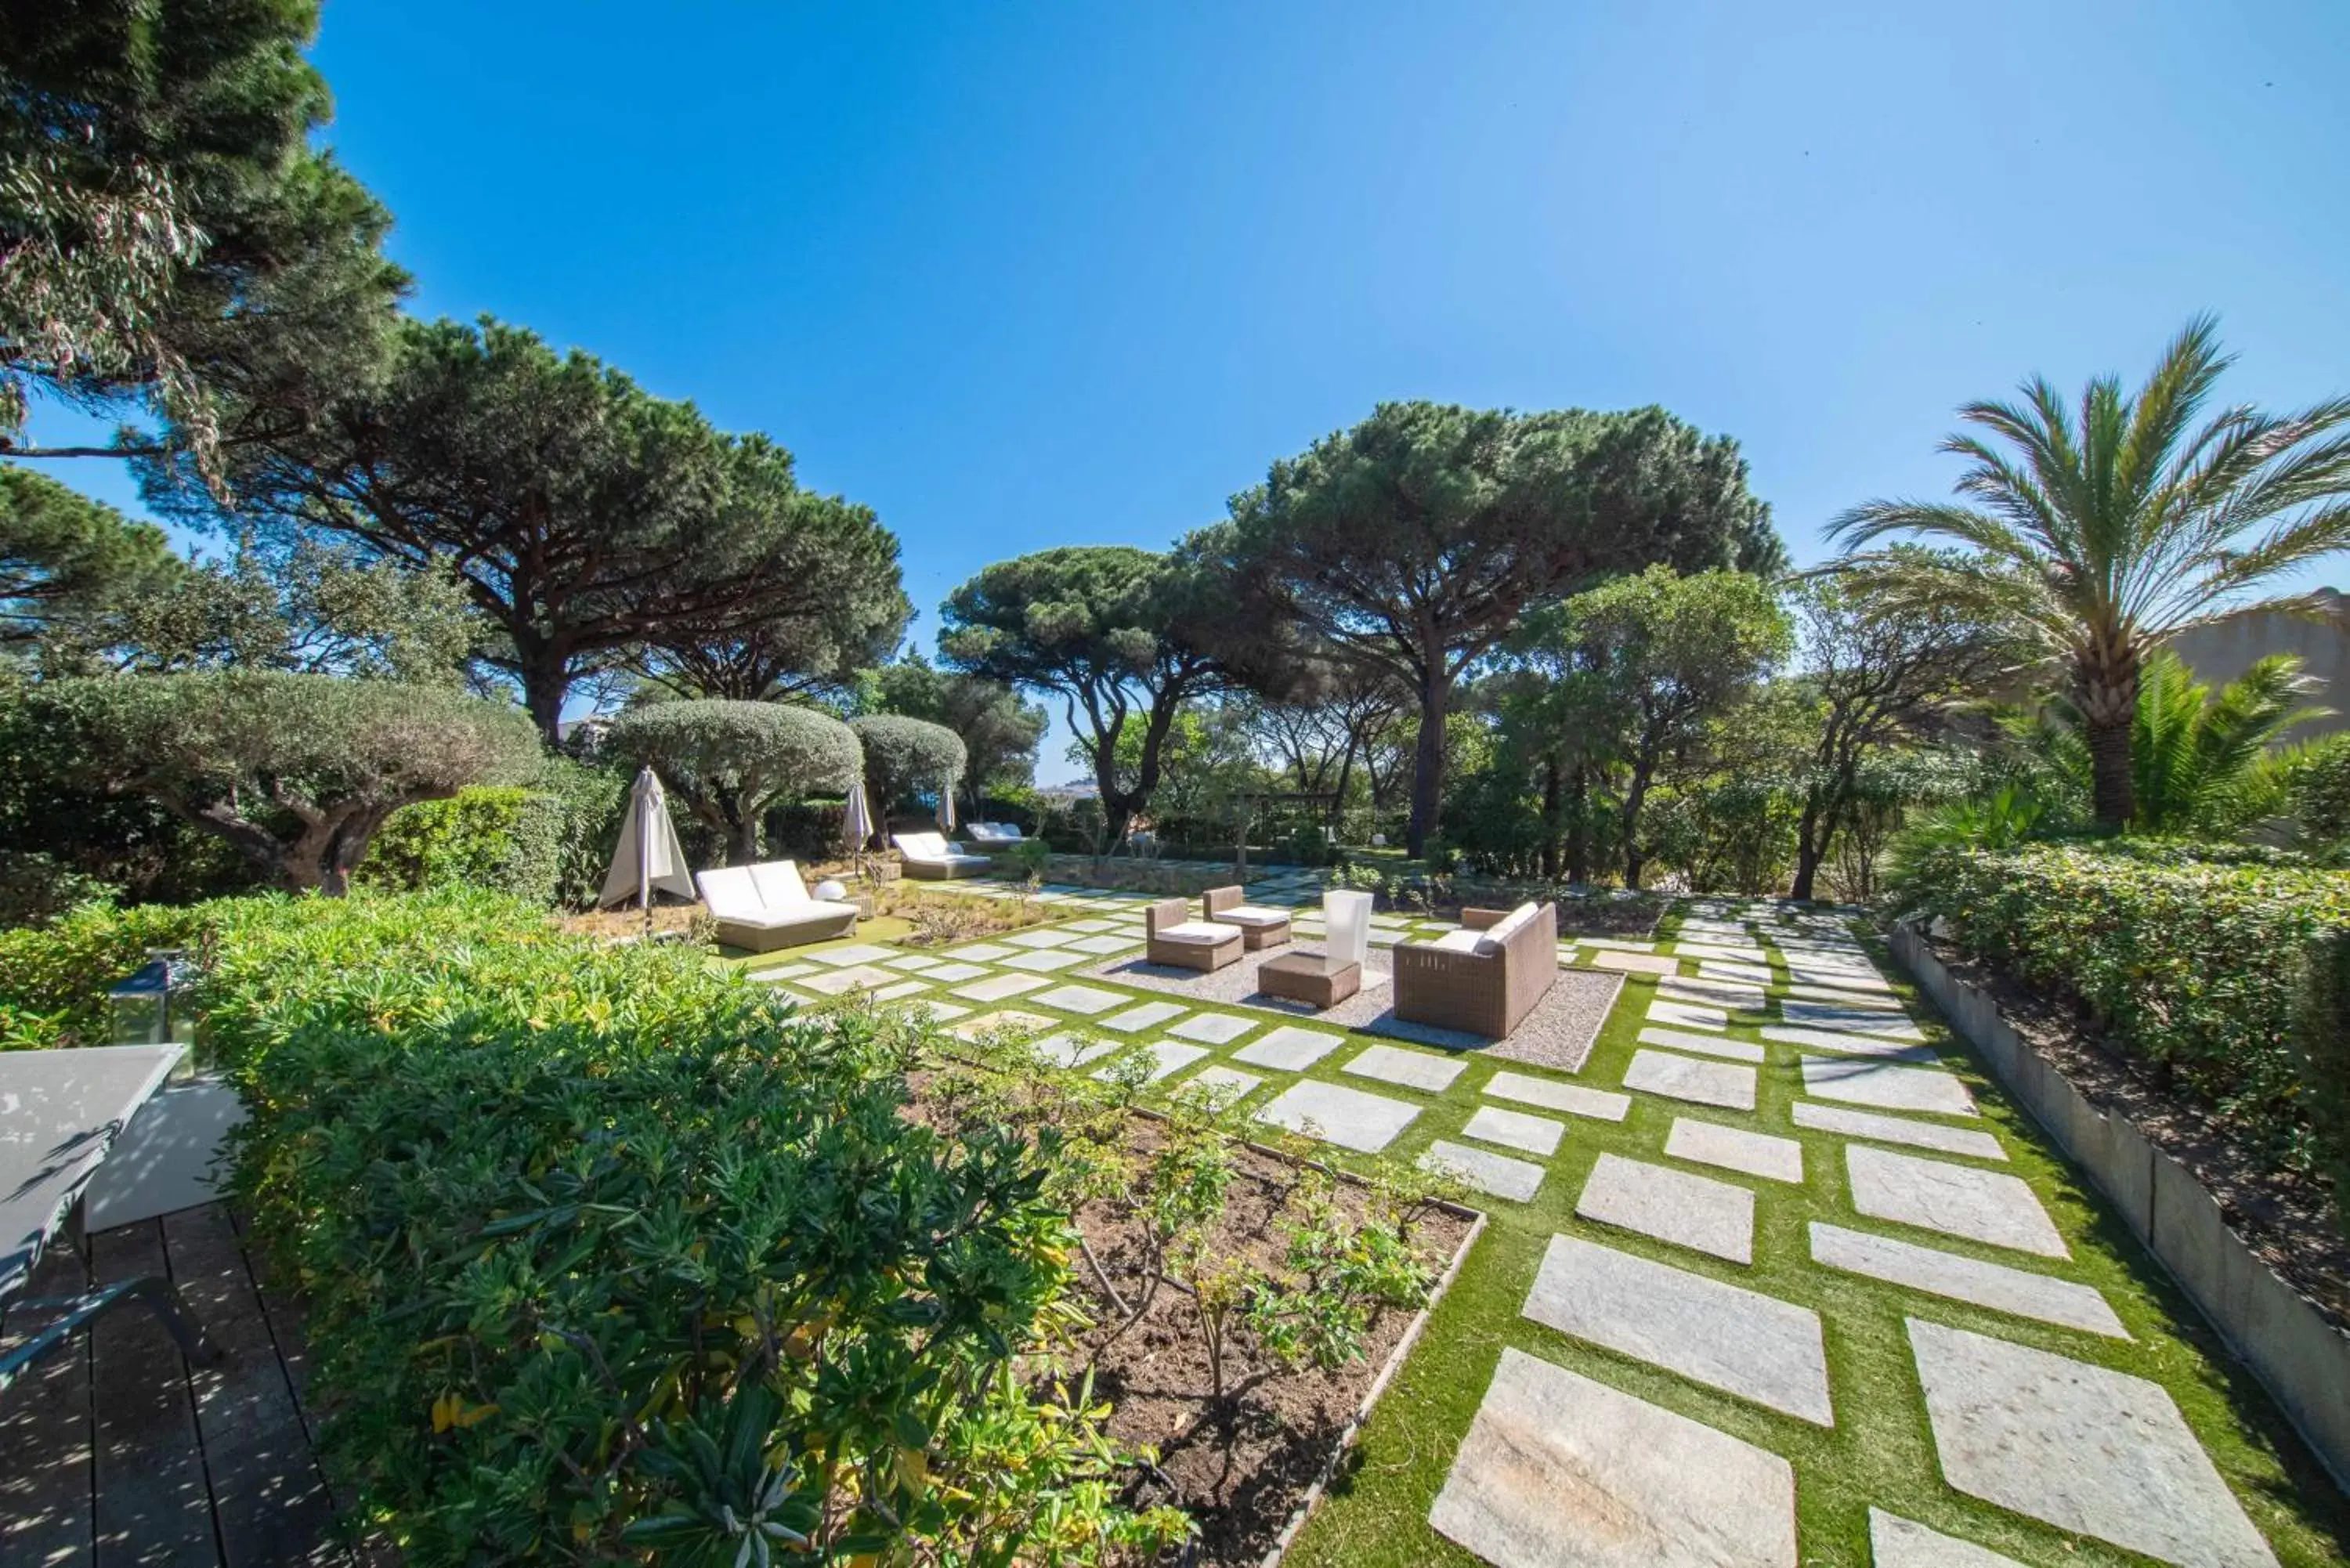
[109,948,194,1074]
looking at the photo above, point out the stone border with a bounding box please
[1889,918,2350,1494]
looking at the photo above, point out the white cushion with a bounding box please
[723,903,856,933]
[894,832,953,862]
[696,866,762,921]
[1431,928,1488,955]
[750,860,810,908]
[1483,901,1543,951]
[1215,905,1289,927]
[968,822,1022,843]
[1156,921,1236,944]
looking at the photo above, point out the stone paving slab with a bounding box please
[1666,1118,1805,1184]
[1623,1048,1758,1111]
[801,964,898,995]
[747,963,814,981]
[1658,976,1767,1012]
[1699,959,1777,987]
[1003,929,1078,948]
[942,941,1019,963]
[1419,1140,1546,1203]
[1764,1025,1940,1062]
[1647,999,1730,1031]
[806,943,903,966]
[1781,978,1907,1006]
[1255,1078,1422,1152]
[871,980,930,1002]
[1577,1152,1756,1263]
[953,972,1050,1003]
[950,1009,1054,1039]
[1788,963,1892,993]
[1342,1042,1469,1093]
[1166,1012,1256,1045]
[1867,1510,2026,1568]
[1235,1024,1346,1071]
[1778,999,1922,1038]
[1846,1146,2067,1259]
[1066,933,1141,954]
[1908,1319,2278,1567]
[1524,1234,1832,1425]
[999,948,1087,973]
[1674,941,1771,965]
[1801,1054,1978,1118]
[1591,949,1679,976]
[1461,1104,1564,1156]
[1483,1070,1631,1123]
[1032,1032,1119,1068]
[1174,1064,1263,1105]
[1097,1000,1186,1033]
[1096,1039,1208,1082]
[1429,1346,1799,1568]
[1030,983,1126,1015]
[884,953,944,972]
[914,962,988,985]
[1792,1100,2008,1162]
[1577,937,1656,952]
[1064,918,1124,934]
[1810,1222,2124,1338]
[1636,1026,1766,1064]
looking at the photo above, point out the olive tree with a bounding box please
[602,700,861,865]
[848,714,967,815]
[37,671,542,894]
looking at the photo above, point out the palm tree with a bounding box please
[1831,317,2350,828]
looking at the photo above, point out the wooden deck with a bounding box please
[0,1205,348,1568]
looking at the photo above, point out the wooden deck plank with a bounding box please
[0,1248,96,1568]
[163,1209,342,1568]
[89,1222,216,1568]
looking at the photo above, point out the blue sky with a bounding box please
[27,0,2350,779]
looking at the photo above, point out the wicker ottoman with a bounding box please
[1259,952,1361,1009]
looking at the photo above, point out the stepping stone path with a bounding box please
[1483,1070,1630,1122]
[1764,1024,1940,1061]
[1657,976,1765,1011]
[1699,959,1776,987]
[1674,941,1770,964]
[1778,999,1923,1038]
[1003,929,1076,948]
[1235,1024,1344,1071]
[1622,1047,1758,1111]
[1419,1140,1546,1203]
[1909,1320,2280,1566]
[953,972,1049,1003]
[1867,1510,2026,1568]
[1800,1053,1977,1117]
[1255,1078,1420,1152]
[1460,1104,1564,1156]
[1067,933,1140,954]
[807,943,902,966]
[1575,1151,1756,1263]
[1097,999,1185,1032]
[800,964,897,995]
[1636,1025,1766,1063]
[1647,999,1728,1030]
[1665,1117,1803,1184]
[1166,1012,1254,1044]
[1590,949,1678,976]
[1846,1145,2068,1258]
[1792,1100,2008,1161]
[1030,983,1124,1015]
[1523,1234,1832,1425]
[1343,1042,1468,1093]
[1810,1222,2124,1338]
[1000,948,1085,972]
[1430,1347,1799,1568]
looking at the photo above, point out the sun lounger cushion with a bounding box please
[1215,903,1290,927]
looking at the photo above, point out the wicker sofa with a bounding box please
[1391,901,1558,1038]
[696,861,861,952]
[1144,897,1243,972]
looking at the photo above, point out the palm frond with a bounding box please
[1828,500,2036,559]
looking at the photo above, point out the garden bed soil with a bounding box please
[1068,1128,1476,1566]
[1917,929,2350,1329]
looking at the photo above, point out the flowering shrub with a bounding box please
[1897,842,2350,1173]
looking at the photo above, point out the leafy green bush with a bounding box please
[0,898,209,1050]
[1899,842,2350,1171]
[356,786,564,903]
[2293,927,2350,1230]
[179,890,1177,1563]
[2291,733,2350,853]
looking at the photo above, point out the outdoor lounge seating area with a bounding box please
[695,861,862,952]
[891,832,995,880]
[1392,901,1560,1039]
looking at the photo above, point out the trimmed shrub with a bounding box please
[0,898,209,1050]
[848,713,967,810]
[356,786,566,904]
[2294,927,2350,1228]
[1900,841,2350,1171]
[143,891,1181,1563]
[603,700,861,865]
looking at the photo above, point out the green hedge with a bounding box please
[1899,842,2350,1172]
[0,899,208,1050]
[146,890,1174,1563]
[356,786,570,905]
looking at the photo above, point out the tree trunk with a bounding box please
[1619,754,1657,891]
[2074,641,2140,829]
[1538,757,1562,879]
[1790,784,1828,902]
[1564,764,1591,883]
[1405,666,1450,858]
[727,811,761,866]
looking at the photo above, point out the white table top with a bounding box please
[1,1044,185,1299]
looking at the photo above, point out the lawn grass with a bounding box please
[741,887,2350,1566]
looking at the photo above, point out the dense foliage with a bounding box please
[848,713,967,813]
[1896,841,2350,1172]
[602,699,861,865]
[60,890,1173,1563]
[31,670,544,893]
[0,466,185,653]
[0,896,207,1049]
[358,784,578,906]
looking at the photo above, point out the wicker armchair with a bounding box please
[1202,885,1292,949]
[1144,897,1243,972]
[1391,902,1558,1038]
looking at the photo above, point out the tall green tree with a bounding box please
[151,318,895,739]
[940,546,1226,847]
[1199,402,1783,854]
[1507,567,1791,887]
[871,656,1047,807]
[0,464,183,652]
[2,0,406,470]
[1831,317,2350,829]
